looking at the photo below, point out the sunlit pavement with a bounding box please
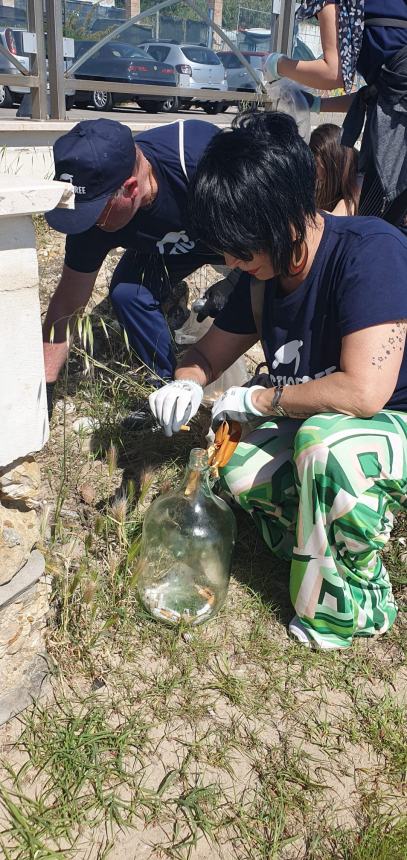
[0,104,237,125]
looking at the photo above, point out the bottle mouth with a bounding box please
[188,448,209,471]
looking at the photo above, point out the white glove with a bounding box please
[149,379,203,437]
[264,52,286,83]
[211,385,266,430]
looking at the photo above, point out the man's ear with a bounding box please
[123,175,139,200]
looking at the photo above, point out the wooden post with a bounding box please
[209,0,223,49]
[125,0,141,19]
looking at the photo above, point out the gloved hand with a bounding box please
[301,91,321,113]
[264,52,286,83]
[149,379,203,437]
[211,385,266,430]
[192,278,236,323]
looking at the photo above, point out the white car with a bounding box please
[0,27,75,110]
[139,41,227,114]
[0,28,29,107]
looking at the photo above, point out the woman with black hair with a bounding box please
[150,111,407,651]
[265,1,407,227]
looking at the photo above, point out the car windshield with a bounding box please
[249,55,265,70]
[218,52,264,71]
[182,46,221,65]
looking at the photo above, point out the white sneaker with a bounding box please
[288,615,312,647]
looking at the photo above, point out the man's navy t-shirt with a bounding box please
[65,120,219,273]
[215,214,407,411]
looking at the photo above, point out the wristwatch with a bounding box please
[271,384,288,418]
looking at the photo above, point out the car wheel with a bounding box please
[204,101,222,115]
[91,90,113,111]
[65,95,75,111]
[138,100,160,113]
[161,95,179,113]
[0,85,13,108]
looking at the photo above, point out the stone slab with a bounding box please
[0,175,74,217]
[0,285,49,466]
[0,549,45,611]
[0,651,50,726]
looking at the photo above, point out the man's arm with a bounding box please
[175,323,258,387]
[251,322,407,420]
[43,264,99,383]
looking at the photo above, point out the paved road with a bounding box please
[0,103,237,125]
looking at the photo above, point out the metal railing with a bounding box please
[0,0,297,121]
[0,0,47,119]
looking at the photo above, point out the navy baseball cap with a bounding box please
[45,118,136,234]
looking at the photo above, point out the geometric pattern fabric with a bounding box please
[219,411,406,648]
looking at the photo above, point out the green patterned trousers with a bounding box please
[219,411,407,649]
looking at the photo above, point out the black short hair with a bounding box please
[189,111,316,276]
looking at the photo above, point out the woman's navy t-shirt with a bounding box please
[214,214,407,411]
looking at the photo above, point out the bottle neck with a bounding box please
[183,448,212,498]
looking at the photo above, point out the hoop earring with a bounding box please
[288,242,308,276]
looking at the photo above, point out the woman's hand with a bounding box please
[264,52,285,83]
[211,385,266,429]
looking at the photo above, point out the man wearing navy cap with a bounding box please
[43,117,225,416]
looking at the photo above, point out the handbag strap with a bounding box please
[250,277,266,342]
[365,18,407,28]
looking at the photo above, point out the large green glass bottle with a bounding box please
[137,448,236,626]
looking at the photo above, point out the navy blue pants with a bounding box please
[110,249,222,381]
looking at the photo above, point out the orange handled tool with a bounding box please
[208,420,241,474]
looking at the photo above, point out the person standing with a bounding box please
[265,1,407,226]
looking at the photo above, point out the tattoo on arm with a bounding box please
[371,321,407,371]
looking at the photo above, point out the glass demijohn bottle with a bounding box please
[136,448,236,626]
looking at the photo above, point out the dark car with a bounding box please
[71,40,178,113]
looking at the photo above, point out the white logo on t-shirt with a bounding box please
[156,230,195,255]
[272,339,303,375]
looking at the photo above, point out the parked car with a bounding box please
[0,27,76,110]
[218,50,267,98]
[139,42,227,113]
[0,28,29,107]
[71,40,178,113]
[218,39,315,106]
